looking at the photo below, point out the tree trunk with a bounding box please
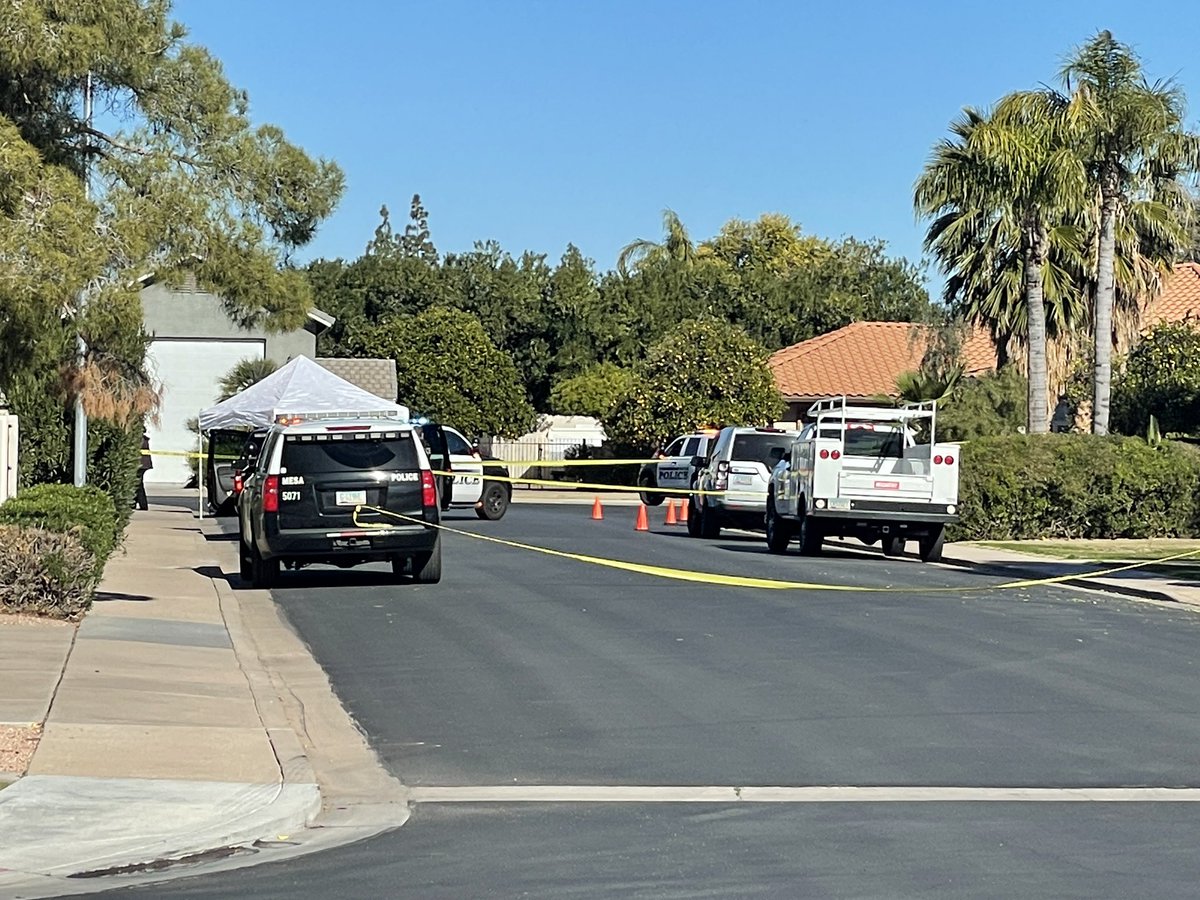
[1024,225,1050,433]
[1092,171,1119,435]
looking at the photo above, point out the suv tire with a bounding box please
[765,495,792,554]
[250,543,279,588]
[412,537,443,584]
[638,473,664,507]
[686,489,703,537]
[698,501,721,539]
[476,482,509,520]
[239,535,253,582]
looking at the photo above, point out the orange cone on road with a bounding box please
[679,498,689,525]
[591,496,604,520]
[635,504,649,531]
[665,499,678,525]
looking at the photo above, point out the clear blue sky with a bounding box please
[175,0,1197,291]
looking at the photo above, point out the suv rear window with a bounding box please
[731,433,795,467]
[282,434,419,473]
[817,426,904,458]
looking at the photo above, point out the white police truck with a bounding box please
[765,397,961,562]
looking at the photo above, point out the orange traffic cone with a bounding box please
[665,499,678,525]
[678,498,689,525]
[591,496,604,520]
[635,504,649,531]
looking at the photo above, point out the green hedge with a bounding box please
[0,484,120,580]
[952,434,1200,541]
[0,525,96,618]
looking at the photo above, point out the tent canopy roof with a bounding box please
[198,355,408,431]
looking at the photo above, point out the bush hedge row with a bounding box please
[952,434,1200,541]
[0,484,120,580]
[0,525,96,618]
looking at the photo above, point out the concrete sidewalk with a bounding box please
[941,542,1200,608]
[0,501,405,898]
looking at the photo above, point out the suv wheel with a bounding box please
[412,537,442,584]
[686,490,703,537]
[239,534,253,581]
[250,543,280,588]
[638,473,664,507]
[698,501,721,539]
[765,496,792,554]
[476,482,509,520]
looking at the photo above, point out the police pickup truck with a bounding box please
[238,414,442,587]
[764,398,960,562]
[637,429,718,506]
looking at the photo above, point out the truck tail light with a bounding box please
[933,454,955,466]
[831,449,841,460]
[421,470,437,508]
[263,475,279,513]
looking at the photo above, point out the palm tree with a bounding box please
[217,357,278,401]
[617,209,697,278]
[915,100,1085,433]
[1060,30,1198,434]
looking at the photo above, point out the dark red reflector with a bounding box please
[263,475,279,512]
[944,455,955,465]
[831,450,841,460]
[819,449,830,460]
[934,455,944,465]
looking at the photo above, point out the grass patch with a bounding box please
[974,540,1200,579]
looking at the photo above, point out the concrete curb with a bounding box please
[938,554,1184,606]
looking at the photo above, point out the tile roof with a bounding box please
[769,322,998,400]
[315,357,398,402]
[1143,262,1200,329]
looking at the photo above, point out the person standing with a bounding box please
[135,431,152,511]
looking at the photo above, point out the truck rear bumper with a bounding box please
[810,499,958,526]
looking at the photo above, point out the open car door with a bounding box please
[419,423,454,509]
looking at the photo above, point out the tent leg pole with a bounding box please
[198,416,204,520]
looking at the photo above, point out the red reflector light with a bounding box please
[819,449,829,459]
[263,475,279,512]
[831,450,841,460]
[934,455,944,465]
[945,455,955,465]
[421,470,437,507]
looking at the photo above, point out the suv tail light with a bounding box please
[715,460,730,491]
[233,471,244,495]
[262,475,280,513]
[421,470,437,508]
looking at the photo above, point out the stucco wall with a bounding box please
[139,281,318,362]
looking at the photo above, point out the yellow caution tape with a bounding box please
[430,469,736,497]
[352,504,1200,593]
[140,449,240,460]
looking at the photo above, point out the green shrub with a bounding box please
[952,434,1200,541]
[0,484,120,579]
[0,525,96,618]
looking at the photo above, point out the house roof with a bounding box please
[1143,262,1200,329]
[314,357,398,402]
[769,321,998,401]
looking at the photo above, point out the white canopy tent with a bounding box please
[198,355,408,431]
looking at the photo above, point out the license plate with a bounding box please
[828,497,851,511]
[733,474,753,486]
[336,490,367,507]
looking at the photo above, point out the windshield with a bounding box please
[731,433,796,468]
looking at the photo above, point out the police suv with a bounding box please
[637,429,718,506]
[238,414,442,587]
[688,426,799,538]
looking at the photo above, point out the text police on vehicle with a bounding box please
[637,429,719,506]
[237,412,442,588]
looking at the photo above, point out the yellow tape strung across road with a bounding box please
[352,504,1200,594]
[430,470,738,497]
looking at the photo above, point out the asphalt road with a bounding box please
[86,503,1200,898]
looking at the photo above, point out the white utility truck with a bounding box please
[765,397,961,562]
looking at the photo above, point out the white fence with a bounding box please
[481,437,592,483]
[0,412,17,504]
